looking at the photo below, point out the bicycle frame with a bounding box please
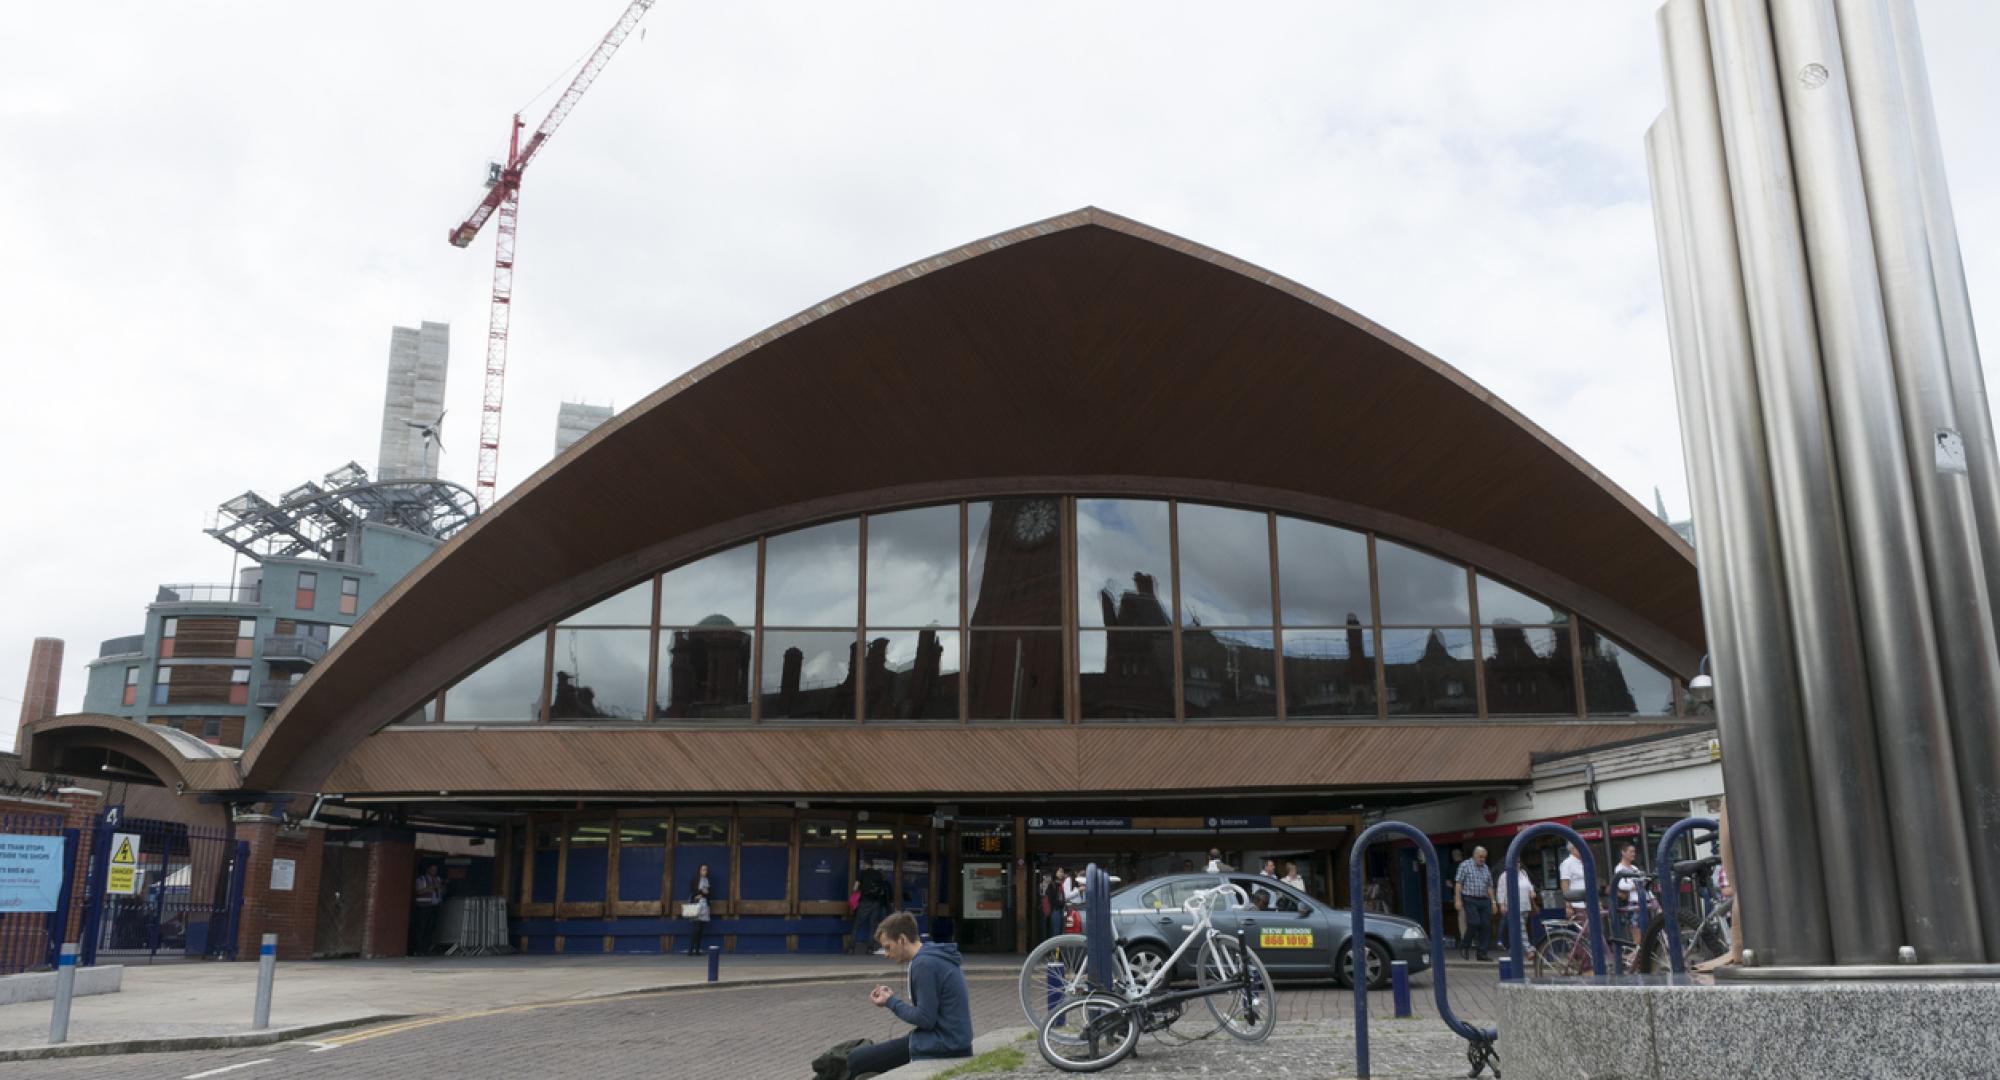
[1126,882,1253,997]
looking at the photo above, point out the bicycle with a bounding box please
[1635,853,1733,974]
[1036,882,1276,1072]
[1529,893,1641,978]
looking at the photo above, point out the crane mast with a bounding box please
[448,0,655,508]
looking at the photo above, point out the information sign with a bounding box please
[0,834,66,913]
[107,832,142,896]
[271,858,297,892]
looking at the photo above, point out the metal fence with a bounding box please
[81,814,245,965]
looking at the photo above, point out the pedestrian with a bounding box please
[1062,865,1086,933]
[1203,848,1233,873]
[1454,845,1495,962]
[844,912,974,1076]
[1612,843,1649,948]
[1364,878,1387,914]
[1495,862,1538,953]
[684,863,714,955]
[853,865,892,955]
[1260,858,1279,878]
[1043,867,1069,940]
[411,863,444,955]
[1281,861,1305,892]
[1694,798,1743,973]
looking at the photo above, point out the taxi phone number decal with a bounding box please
[1258,929,1313,949]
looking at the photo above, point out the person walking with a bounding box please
[1062,866,1086,933]
[1043,867,1069,941]
[1203,848,1233,873]
[1260,858,1279,878]
[1454,845,1495,962]
[1495,862,1538,954]
[411,864,444,956]
[1281,861,1306,892]
[685,864,714,955]
[844,912,973,1075]
[1612,843,1649,948]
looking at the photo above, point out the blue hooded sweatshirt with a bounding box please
[886,942,973,1059]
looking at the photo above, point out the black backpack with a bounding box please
[811,1037,873,1080]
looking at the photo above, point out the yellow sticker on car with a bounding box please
[1259,929,1313,949]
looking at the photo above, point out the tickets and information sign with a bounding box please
[1258,928,1314,949]
[107,832,142,896]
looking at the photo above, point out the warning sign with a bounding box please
[1258,928,1314,949]
[107,832,141,896]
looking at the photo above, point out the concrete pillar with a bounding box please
[233,814,326,962]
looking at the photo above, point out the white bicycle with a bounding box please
[1032,883,1276,1072]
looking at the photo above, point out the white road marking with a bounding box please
[183,1060,272,1079]
[300,1041,341,1052]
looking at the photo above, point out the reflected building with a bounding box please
[659,616,753,720]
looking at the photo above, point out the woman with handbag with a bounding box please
[684,864,714,955]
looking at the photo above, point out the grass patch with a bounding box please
[931,1046,1028,1078]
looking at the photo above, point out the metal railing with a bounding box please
[1504,822,1611,979]
[255,680,300,707]
[1654,816,1720,975]
[262,635,328,663]
[155,583,261,605]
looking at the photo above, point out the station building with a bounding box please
[24,210,1706,957]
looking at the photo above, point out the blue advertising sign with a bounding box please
[0,834,67,913]
[1026,817,1133,830]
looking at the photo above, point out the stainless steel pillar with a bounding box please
[1645,116,1776,957]
[1658,0,1829,965]
[1764,0,1984,964]
[1699,0,1900,964]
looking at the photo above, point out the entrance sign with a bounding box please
[107,832,142,896]
[961,862,1004,920]
[0,834,65,913]
[270,858,297,892]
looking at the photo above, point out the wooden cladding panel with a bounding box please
[171,618,243,660]
[322,722,1696,796]
[164,665,240,706]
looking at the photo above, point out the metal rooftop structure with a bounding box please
[205,462,479,562]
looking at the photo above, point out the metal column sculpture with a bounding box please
[1649,0,2000,969]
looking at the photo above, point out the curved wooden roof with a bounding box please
[235,208,1699,793]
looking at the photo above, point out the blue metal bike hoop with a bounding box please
[1350,821,1497,1079]
[1084,863,1113,993]
[1652,816,1719,976]
[1502,822,1609,981]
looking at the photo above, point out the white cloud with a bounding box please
[1,2,1996,745]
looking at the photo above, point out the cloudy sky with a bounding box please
[3,2,1997,741]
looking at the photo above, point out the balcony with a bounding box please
[156,583,261,605]
[262,634,328,664]
[255,679,301,707]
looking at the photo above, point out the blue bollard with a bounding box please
[1498,957,1515,983]
[1390,960,1411,1018]
[706,944,720,983]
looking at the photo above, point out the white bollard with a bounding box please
[48,943,79,1044]
[253,933,277,1029]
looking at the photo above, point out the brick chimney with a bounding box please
[17,637,64,745]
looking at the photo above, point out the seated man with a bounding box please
[847,912,973,1076]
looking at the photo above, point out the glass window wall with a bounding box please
[760,630,858,720]
[863,630,960,721]
[1079,629,1174,720]
[1282,628,1377,717]
[562,579,655,627]
[866,505,959,629]
[550,629,649,720]
[445,633,547,722]
[762,520,860,627]
[1580,624,1677,717]
[1176,504,1271,628]
[1077,499,1173,628]
[967,499,1063,627]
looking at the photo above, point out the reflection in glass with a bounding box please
[967,500,1062,627]
[739,816,791,845]
[445,632,546,721]
[1476,575,1568,626]
[763,520,860,627]
[660,543,757,627]
[677,816,728,844]
[760,630,858,719]
[967,629,1064,719]
[863,630,961,721]
[1079,630,1174,720]
[1482,626,1577,715]
[1282,625,1378,717]
[801,818,848,843]
[1580,625,1676,717]
[1277,517,1372,627]
[1077,499,1172,628]
[1181,629,1277,719]
[1376,541,1471,625]
[1381,628,1476,715]
[656,617,752,719]
[551,629,649,719]
[561,578,654,626]
[867,505,959,628]
[1177,504,1272,627]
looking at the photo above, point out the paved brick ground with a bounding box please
[0,960,1503,1080]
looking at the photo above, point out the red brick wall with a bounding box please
[362,834,415,958]
[233,817,325,962]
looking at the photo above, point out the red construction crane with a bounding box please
[449,0,655,508]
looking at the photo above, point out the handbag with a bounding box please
[680,901,705,919]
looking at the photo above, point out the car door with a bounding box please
[1225,876,1332,977]
[1133,876,1213,958]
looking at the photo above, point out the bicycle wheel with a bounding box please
[1635,906,1705,974]
[1195,935,1277,1042]
[1038,993,1140,1073]
[1020,934,1093,1029]
[1532,925,1585,978]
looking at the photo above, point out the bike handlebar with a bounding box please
[1184,882,1252,915]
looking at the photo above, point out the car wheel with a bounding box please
[1338,938,1393,990]
[1124,941,1172,989]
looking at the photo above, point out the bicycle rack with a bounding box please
[1502,822,1610,982]
[1652,816,1719,975]
[1350,821,1501,1080]
[1084,863,1114,994]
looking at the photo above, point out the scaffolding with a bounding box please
[205,461,479,562]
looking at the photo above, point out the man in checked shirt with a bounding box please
[1454,845,1495,962]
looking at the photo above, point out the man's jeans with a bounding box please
[1462,897,1493,958]
[847,1036,970,1078]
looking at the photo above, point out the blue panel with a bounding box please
[673,845,730,902]
[525,936,556,954]
[797,934,845,954]
[619,846,666,902]
[613,933,662,954]
[797,846,849,903]
[561,933,606,954]
[740,847,790,901]
[532,851,559,903]
[564,847,608,903]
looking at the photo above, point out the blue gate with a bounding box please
[0,808,79,975]
[80,809,246,965]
